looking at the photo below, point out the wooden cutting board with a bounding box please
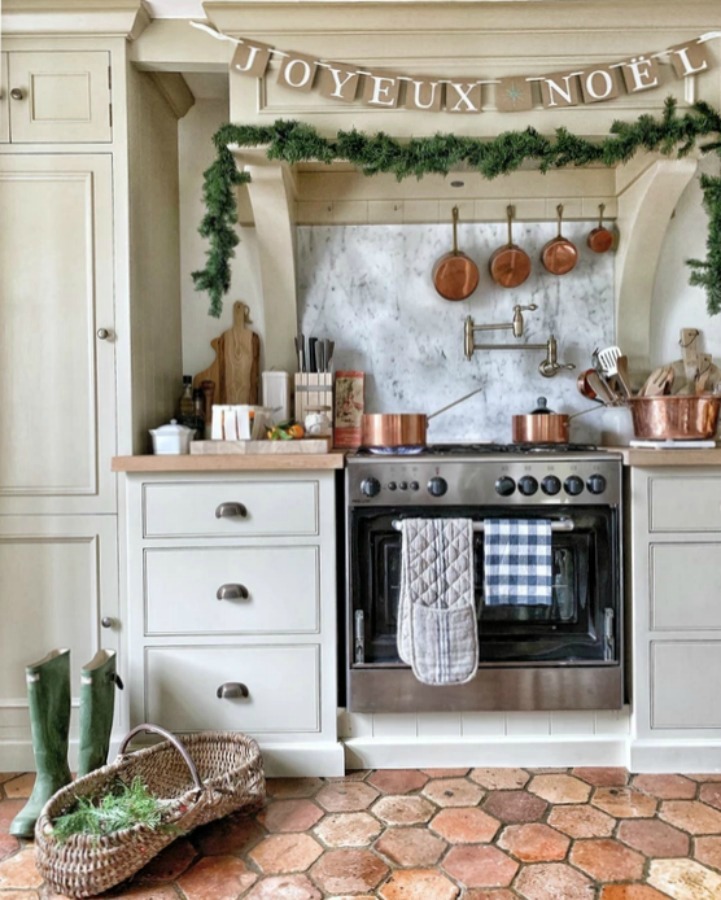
[194,301,260,404]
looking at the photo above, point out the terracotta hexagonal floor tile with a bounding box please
[367,770,429,794]
[547,803,616,838]
[326,770,372,782]
[2,775,33,800]
[422,778,484,808]
[482,790,548,824]
[267,778,324,799]
[309,848,389,894]
[599,887,669,899]
[469,768,530,790]
[421,768,470,777]
[0,834,20,862]
[695,835,721,870]
[0,848,43,890]
[194,814,265,855]
[571,767,629,787]
[464,891,516,900]
[570,839,645,882]
[379,868,460,900]
[375,827,446,866]
[258,799,324,833]
[106,886,180,899]
[314,812,381,847]
[249,834,323,874]
[648,858,721,899]
[591,787,658,818]
[0,800,26,831]
[631,774,697,800]
[686,773,721,782]
[443,845,519,888]
[527,774,591,804]
[372,795,435,826]
[660,800,721,835]
[515,862,594,899]
[316,782,379,813]
[430,807,500,843]
[700,782,721,811]
[617,818,690,858]
[497,823,570,862]
[133,838,198,884]
[244,874,322,899]
[175,856,257,900]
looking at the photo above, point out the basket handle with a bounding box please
[118,723,203,792]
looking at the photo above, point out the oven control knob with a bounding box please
[495,476,516,497]
[564,475,585,496]
[399,481,408,491]
[360,477,381,498]
[518,475,539,497]
[387,481,397,491]
[541,475,562,496]
[410,481,420,491]
[428,476,448,497]
[587,474,607,495]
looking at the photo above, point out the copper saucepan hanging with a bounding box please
[432,206,480,301]
[587,203,614,253]
[541,204,578,275]
[489,205,531,288]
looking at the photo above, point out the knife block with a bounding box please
[294,373,333,428]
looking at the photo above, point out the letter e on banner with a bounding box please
[278,52,318,92]
[495,76,533,112]
[540,71,581,108]
[445,80,482,114]
[668,41,711,78]
[230,40,273,78]
[580,65,620,103]
[361,71,401,107]
[317,62,360,102]
[404,77,444,112]
[621,55,660,93]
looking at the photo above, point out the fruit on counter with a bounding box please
[266,420,305,440]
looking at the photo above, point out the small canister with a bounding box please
[304,405,332,437]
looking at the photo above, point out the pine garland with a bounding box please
[193,97,721,317]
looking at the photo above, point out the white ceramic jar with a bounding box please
[149,419,194,454]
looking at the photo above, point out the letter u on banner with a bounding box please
[404,77,444,112]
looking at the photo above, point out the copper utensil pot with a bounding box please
[627,395,720,441]
[489,205,531,288]
[587,203,614,253]
[512,397,570,444]
[432,206,480,301]
[541,204,578,275]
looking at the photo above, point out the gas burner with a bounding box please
[366,445,425,455]
[510,442,599,453]
[354,442,599,458]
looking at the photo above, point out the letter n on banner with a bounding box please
[230,40,273,78]
[361,70,401,107]
[540,71,581,108]
[403,77,444,112]
[445,80,482,113]
[317,62,360,102]
[667,41,711,78]
[580,65,620,103]
[278,53,318,92]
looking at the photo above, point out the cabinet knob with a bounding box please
[216,682,249,699]
[101,616,114,629]
[9,88,25,101]
[216,583,249,601]
[215,502,247,519]
[96,327,111,340]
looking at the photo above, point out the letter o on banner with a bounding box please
[580,66,620,103]
[278,53,318,92]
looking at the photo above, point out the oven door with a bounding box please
[349,505,620,668]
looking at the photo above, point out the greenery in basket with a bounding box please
[51,777,171,842]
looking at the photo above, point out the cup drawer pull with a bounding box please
[215,502,248,519]
[216,583,249,601]
[216,682,249,699]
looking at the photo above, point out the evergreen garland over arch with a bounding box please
[193,98,721,318]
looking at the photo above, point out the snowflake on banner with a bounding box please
[504,81,526,106]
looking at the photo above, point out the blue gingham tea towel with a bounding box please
[483,519,552,606]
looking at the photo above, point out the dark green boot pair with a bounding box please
[9,648,123,839]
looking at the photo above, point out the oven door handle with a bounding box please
[391,517,575,532]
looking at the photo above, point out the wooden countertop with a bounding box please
[112,453,346,472]
[608,446,721,467]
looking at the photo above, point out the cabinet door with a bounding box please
[0,155,116,514]
[7,51,111,143]
[0,54,8,144]
[0,515,121,766]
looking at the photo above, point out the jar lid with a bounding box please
[531,397,553,415]
[152,418,194,435]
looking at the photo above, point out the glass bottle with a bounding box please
[191,388,206,440]
[178,375,194,424]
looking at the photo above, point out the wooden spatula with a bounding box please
[640,365,674,397]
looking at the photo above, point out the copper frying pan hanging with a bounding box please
[587,203,614,253]
[489,205,531,288]
[541,204,578,275]
[432,206,480,301]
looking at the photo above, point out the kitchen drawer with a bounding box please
[649,475,721,532]
[651,641,721,729]
[144,645,320,733]
[650,543,721,630]
[143,480,318,538]
[145,546,319,635]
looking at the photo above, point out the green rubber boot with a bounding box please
[76,649,123,778]
[9,649,72,838]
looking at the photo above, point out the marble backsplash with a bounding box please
[297,221,629,444]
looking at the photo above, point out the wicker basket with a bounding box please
[35,724,265,898]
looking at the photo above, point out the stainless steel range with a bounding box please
[345,443,624,713]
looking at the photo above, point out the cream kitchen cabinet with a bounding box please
[0,50,111,144]
[123,470,344,777]
[629,467,721,771]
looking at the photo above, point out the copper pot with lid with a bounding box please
[511,397,570,444]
